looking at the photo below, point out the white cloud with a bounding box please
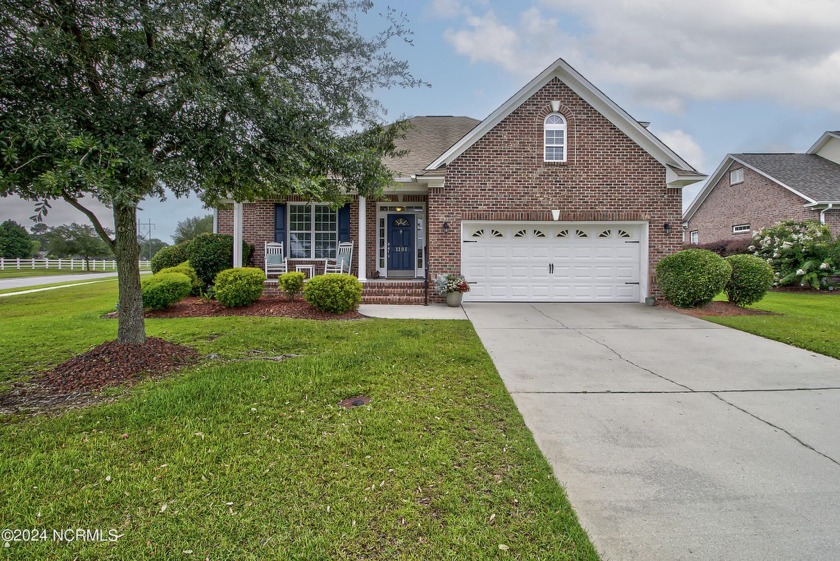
[442,9,569,77]
[430,0,487,19]
[441,0,840,113]
[655,129,705,171]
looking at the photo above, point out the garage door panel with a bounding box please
[462,222,643,303]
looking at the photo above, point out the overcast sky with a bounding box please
[2,0,838,242]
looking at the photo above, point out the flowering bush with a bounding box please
[434,273,470,294]
[751,221,836,289]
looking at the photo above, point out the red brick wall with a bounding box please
[428,77,682,296]
[686,162,817,243]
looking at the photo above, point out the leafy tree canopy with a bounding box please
[0,219,33,258]
[0,0,421,343]
[173,214,213,245]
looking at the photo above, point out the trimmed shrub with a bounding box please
[187,233,254,287]
[158,263,202,295]
[278,271,306,301]
[150,242,190,273]
[656,249,732,308]
[214,267,265,308]
[141,272,192,310]
[303,274,362,313]
[725,254,774,306]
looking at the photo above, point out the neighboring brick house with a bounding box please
[684,131,840,244]
[217,58,705,303]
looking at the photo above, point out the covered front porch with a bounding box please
[222,187,431,282]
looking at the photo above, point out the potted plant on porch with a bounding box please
[434,273,471,307]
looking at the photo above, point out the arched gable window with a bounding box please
[544,113,566,162]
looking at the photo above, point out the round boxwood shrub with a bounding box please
[150,241,190,273]
[187,233,254,287]
[725,254,774,306]
[214,267,266,308]
[303,274,362,314]
[279,271,306,301]
[158,263,202,296]
[141,272,192,310]
[656,249,732,308]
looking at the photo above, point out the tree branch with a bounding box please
[61,192,115,249]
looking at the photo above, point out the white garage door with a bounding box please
[461,222,644,302]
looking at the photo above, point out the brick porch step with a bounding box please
[362,280,426,305]
[263,279,428,305]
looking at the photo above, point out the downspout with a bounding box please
[819,203,834,225]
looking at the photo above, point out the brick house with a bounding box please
[216,58,705,303]
[683,131,840,245]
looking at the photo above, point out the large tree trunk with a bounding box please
[113,203,146,344]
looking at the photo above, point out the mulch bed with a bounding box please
[135,296,363,320]
[0,337,200,416]
[659,300,778,318]
[2,298,360,416]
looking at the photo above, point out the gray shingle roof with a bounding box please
[734,153,840,202]
[383,116,480,178]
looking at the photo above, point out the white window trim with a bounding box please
[544,113,567,162]
[288,203,338,259]
[730,168,744,185]
[690,230,699,244]
[732,223,750,234]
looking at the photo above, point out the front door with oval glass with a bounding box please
[387,214,415,276]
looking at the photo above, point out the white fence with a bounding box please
[0,258,151,271]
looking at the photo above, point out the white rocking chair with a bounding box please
[264,242,288,278]
[324,241,353,275]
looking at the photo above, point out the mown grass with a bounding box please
[705,291,840,360]
[0,282,597,560]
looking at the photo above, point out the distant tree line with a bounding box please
[0,215,213,268]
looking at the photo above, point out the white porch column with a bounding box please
[212,208,219,234]
[358,196,367,281]
[232,201,244,268]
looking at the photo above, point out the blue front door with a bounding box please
[388,214,415,271]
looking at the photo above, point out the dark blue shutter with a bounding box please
[338,203,351,243]
[274,203,286,244]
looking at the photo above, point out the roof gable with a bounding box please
[426,58,705,188]
[808,131,840,165]
[683,151,840,222]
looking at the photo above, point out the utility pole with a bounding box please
[138,219,155,260]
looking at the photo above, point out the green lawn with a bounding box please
[705,291,840,360]
[0,282,597,560]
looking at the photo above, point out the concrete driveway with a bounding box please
[465,303,840,560]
